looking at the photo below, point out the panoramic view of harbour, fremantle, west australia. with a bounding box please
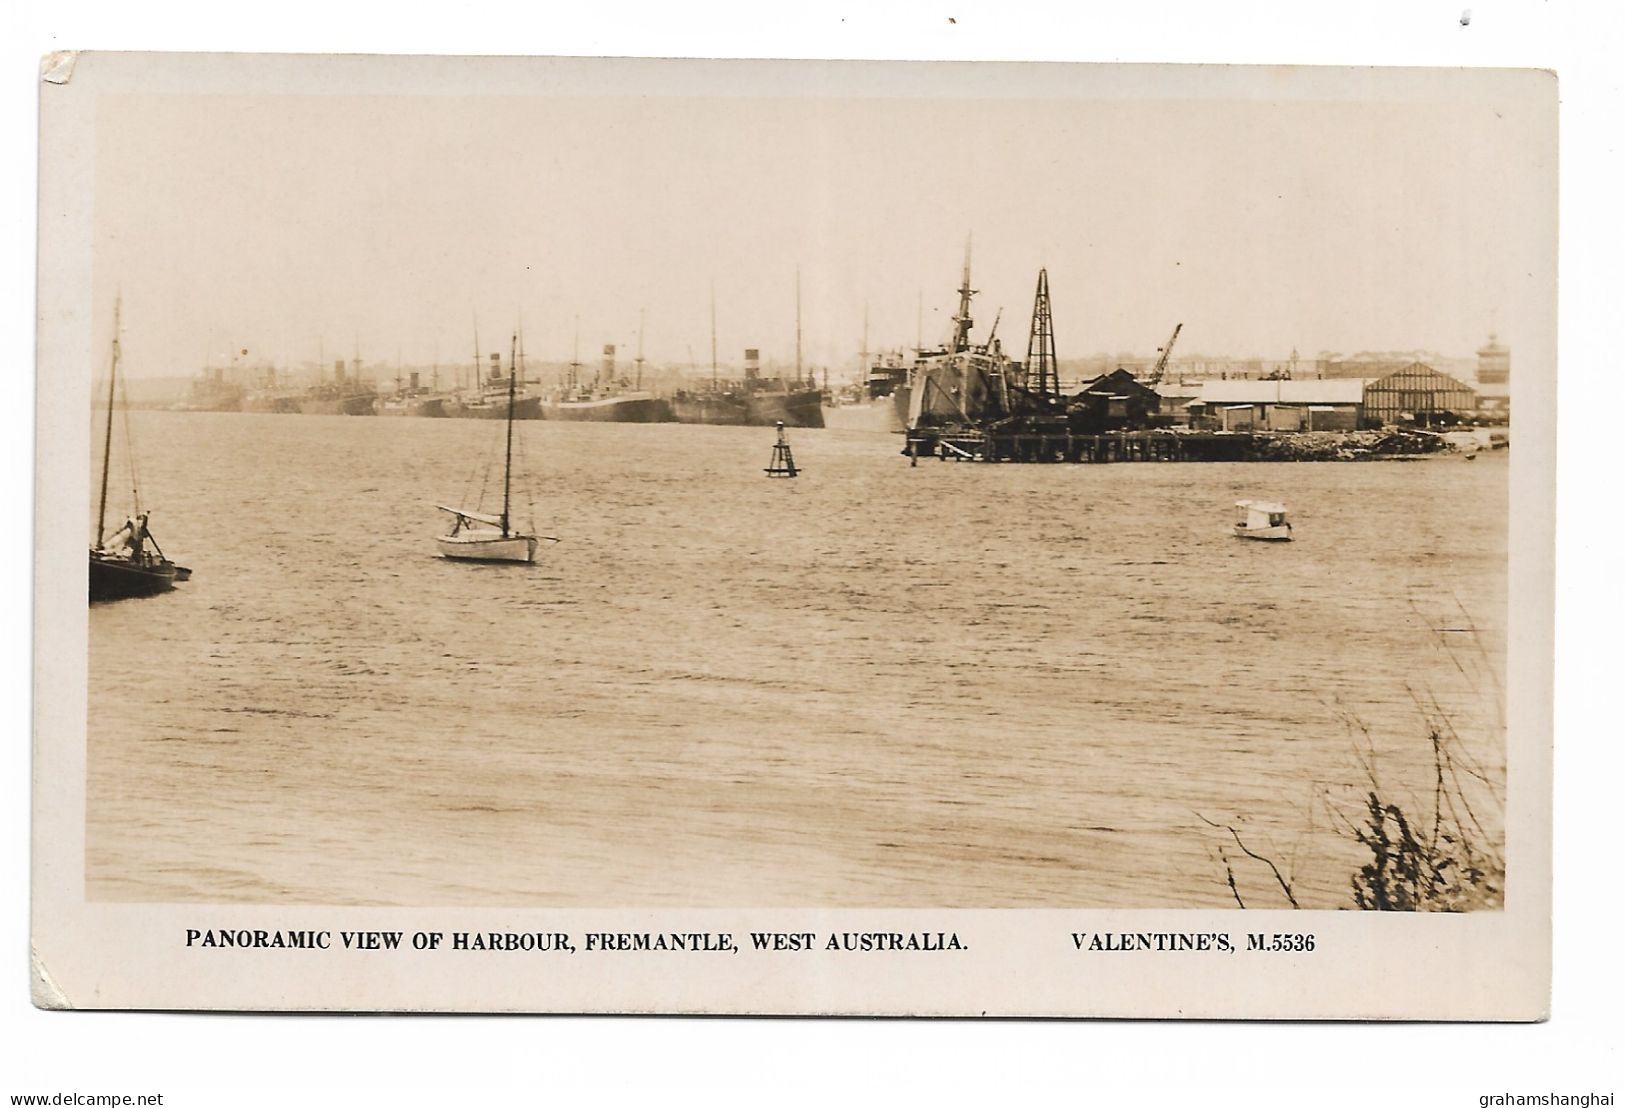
[80,75,1528,913]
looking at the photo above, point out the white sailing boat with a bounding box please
[436,333,548,563]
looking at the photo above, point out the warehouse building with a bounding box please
[1187,379,1365,431]
[1361,362,1478,427]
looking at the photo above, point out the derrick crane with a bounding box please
[1147,322,1183,388]
[1024,268,1059,398]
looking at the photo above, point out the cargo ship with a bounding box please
[542,343,672,422]
[447,390,543,420]
[299,358,378,415]
[446,347,543,419]
[379,371,446,417]
[175,364,246,412]
[543,390,670,421]
[670,350,824,428]
[822,353,911,433]
[243,391,302,414]
[903,249,1020,433]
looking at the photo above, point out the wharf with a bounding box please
[905,429,1257,464]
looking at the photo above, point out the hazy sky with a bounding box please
[88,64,1554,377]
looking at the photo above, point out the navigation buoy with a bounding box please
[765,421,799,478]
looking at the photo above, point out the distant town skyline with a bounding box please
[84,60,1553,380]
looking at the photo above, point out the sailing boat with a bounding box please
[89,297,191,601]
[436,332,546,563]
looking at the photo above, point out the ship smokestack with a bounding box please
[602,344,616,385]
[409,371,420,391]
[334,359,346,384]
[489,351,502,384]
[744,348,760,381]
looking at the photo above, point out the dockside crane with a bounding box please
[1024,268,1059,398]
[1146,322,1183,388]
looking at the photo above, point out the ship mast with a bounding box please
[95,295,121,547]
[710,282,718,387]
[635,308,646,391]
[502,332,516,538]
[860,301,870,387]
[569,315,582,391]
[950,236,976,355]
[795,266,803,384]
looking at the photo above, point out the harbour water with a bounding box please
[87,413,1507,908]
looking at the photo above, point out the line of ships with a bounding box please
[180,346,912,432]
[171,252,1058,435]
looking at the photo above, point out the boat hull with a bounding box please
[671,388,825,428]
[244,393,302,414]
[446,395,545,420]
[748,389,824,428]
[380,397,446,417]
[300,394,377,416]
[436,531,539,563]
[822,396,906,433]
[89,552,179,600]
[670,394,751,425]
[542,394,672,422]
[1233,524,1293,541]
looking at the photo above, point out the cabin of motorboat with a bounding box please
[1233,500,1292,541]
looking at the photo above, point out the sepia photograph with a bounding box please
[32,51,1554,1017]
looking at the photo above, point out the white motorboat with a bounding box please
[1233,500,1292,541]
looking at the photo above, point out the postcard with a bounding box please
[32,52,1553,1016]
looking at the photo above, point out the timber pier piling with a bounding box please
[906,429,1258,464]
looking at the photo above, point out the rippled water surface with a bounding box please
[87,413,1507,908]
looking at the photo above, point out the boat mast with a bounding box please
[795,266,803,384]
[635,308,646,391]
[570,315,581,391]
[860,301,869,387]
[502,332,517,538]
[95,295,121,547]
[710,282,718,388]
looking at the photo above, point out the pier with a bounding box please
[904,426,1457,463]
[906,429,1259,464]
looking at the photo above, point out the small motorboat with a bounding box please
[1233,500,1292,541]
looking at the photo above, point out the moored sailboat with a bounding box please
[436,333,551,564]
[89,297,191,601]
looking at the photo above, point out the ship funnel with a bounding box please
[744,348,760,380]
[602,343,616,384]
[334,358,347,383]
[489,351,502,384]
[409,371,420,391]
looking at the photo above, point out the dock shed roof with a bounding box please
[1196,379,1366,405]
